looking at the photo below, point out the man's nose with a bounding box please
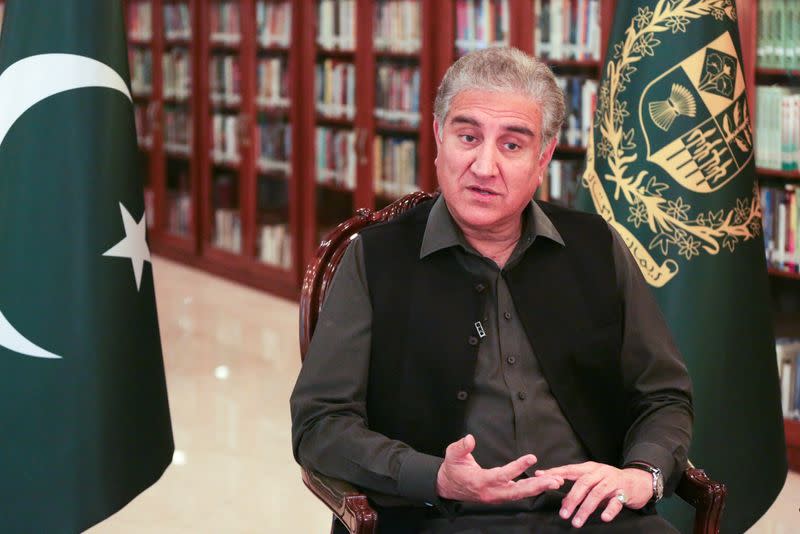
[470,142,499,178]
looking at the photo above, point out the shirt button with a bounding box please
[457,391,469,401]
[468,336,478,346]
[474,283,486,293]
[503,312,512,320]
[506,356,517,365]
[517,391,527,400]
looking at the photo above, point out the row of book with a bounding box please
[168,190,192,235]
[127,0,152,41]
[777,338,800,419]
[756,86,800,172]
[210,1,241,45]
[315,60,356,119]
[257,57,290,108]
[454,0,510,54]
[556,75,597,147]
[317,0,356,51]
[210,55,242,106]
[373,136,418,198]
[212,114,240,164]
[213,208,242,253]
[257,121,292,174]
[164,108,192,155]
[164,3,192,41]
[257,0,292,48]
[130,49,153,96]
[375,64,421,126]
[535,0,601,61]
[761,183,800,274]
[374,0,421,53]
[544,160,583,207]
[163,48,192,100]
[134,104,153,148]
[757,0,800,70]
[316,127,356,189]
[258,224,292,269]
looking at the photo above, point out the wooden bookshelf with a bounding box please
[125,0,619,296]
[786,418,800,472]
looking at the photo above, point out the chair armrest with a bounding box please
[674,466,726,534]
[301,467,377,534]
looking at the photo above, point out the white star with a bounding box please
[103,202,151,291]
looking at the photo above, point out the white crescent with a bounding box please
[0,53,132,359]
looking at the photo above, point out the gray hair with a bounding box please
[433,47,565,151]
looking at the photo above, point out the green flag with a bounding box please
[578,0,786,531]
[0,1,173,531]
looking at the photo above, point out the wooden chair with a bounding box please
[298,192,727,534]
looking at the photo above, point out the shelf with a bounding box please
[756,67,800,79]
[164,37,193,47]
[163,95,192,105]
[210,98,242,111]
[257,104,290,117]
[212,158,241,171]
[757,168,800,181]
[547,59,601,71]
[316,114,355,128]
[769,268,800,281]
[132,92,153,101]
[375,120,420,134]
[316,48,356,59]
[375,50,421,61]
[258,44,290,54]
[128,36,152,46]
[209,36,242,50]
[317,181,355,195]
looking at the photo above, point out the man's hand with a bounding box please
[534,462,653,528]
[436,434,564,503]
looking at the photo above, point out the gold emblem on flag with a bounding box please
[581,0,761,288]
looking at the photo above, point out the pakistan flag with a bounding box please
[0,1,173,532]
[578,0,786,532]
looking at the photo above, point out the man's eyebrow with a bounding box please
[449,115,536,137]
[449,115,480,127]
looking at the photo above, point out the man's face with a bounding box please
[434,89,557,233]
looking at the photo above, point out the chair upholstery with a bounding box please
[298,192,726,534]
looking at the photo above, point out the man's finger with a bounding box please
[601,491,625,523]
[571,481,615,528]
[494,475,564,502]
[559,472,603,521]
[489,454,538,483]
[535,462,592,480]
[446,434,476,459]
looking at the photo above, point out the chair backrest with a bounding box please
[299,191,437,360]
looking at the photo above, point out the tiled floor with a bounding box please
[89,257,799,533]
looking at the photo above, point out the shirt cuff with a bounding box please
[623,442,679,493]
[397,451,443,503]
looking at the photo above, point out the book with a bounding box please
[374,0,421,53]
[455,0,509,55]
[163,47,192,100]
[257,120,292,174]
[556,74,597,147]
[317,0,356,51]
[164,2,191,41]
[535,0,599,60]
[209,54,241,106]
[134,103,153,148]
[257,1,292,48]
[760,183,800,274]
[373,135,418,198]
[127,0,152,41]
[129,48,153,96]
[256,56,290,108]
[776,338,800,419]
[210,0,241,45]
[374,63,420,126]
[315,59,355,119]
[164,106,192,155]
[755,85,799,171]
[211,114,240,164]
[316,127,356,189]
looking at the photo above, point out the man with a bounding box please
[291,48,692,533]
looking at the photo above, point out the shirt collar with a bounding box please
[420,195,565,259]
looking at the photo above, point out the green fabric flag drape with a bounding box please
[576,0,786,532]
[0,1,173,531]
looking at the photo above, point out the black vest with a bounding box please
[360,199,629,467]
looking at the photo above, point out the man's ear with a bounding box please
[433,119,442,148]
[539,137,558,168]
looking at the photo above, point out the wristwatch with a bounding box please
[624,462,664,503]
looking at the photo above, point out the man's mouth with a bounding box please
[467,186,498,196]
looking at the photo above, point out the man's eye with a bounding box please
[505,143,520,151]
[461,135,477,143]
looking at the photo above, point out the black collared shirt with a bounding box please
[291,196,692,509]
